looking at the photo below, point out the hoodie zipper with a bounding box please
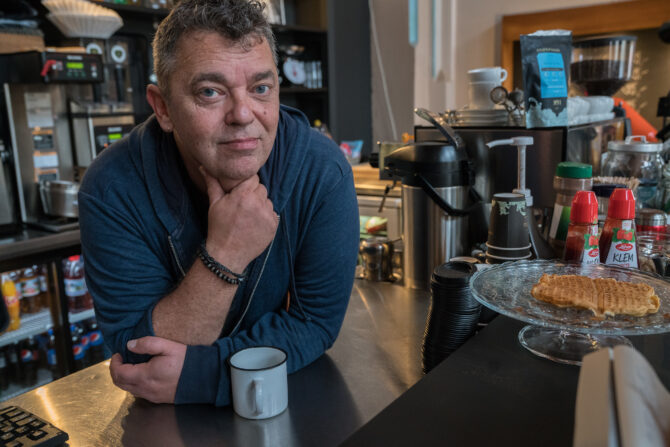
[168,235,186,278]
[229,231,276,336]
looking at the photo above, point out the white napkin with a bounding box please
[574,345,670,447]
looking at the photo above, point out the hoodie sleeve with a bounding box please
[175,169,360,406]
[78,188,172,364]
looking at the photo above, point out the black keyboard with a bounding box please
[0,406,68,447]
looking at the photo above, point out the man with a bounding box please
[78,0,359,406]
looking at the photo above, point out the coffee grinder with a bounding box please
[0,50,104,231]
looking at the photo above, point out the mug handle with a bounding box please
[252,378,264,416]
[500,68,508,82]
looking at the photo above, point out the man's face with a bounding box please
[161,31,280,191]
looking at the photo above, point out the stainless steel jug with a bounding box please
[385,142,482,290]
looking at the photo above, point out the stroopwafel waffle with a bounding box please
[530,274,660,317]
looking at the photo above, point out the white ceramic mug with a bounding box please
[467,67,508,84]
[468,81,499,110]
[229,346,288,420]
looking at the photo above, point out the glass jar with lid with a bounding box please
[600,136,664,208]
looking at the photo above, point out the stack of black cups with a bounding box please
[421,261,481,374]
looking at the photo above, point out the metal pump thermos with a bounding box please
[384,142,482,290]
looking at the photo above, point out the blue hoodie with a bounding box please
[78,105,359,406]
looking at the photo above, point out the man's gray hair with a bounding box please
[152,0,277,97]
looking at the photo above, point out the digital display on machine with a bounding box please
[66,62,84,70]
[108,133,122,141]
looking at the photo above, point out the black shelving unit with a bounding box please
[274,25,329,126]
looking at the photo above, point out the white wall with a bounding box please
[369,0,415,143]
[411,0,619,122]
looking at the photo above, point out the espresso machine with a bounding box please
[63,37,135,171]
[0,50,104,231]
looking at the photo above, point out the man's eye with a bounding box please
[255,85,270,94]
[200,88,218,98]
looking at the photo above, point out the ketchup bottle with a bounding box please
[563,191,600,264]
[599,188,638,268]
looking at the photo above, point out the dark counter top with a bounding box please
[0,229,80,271]
[343,315,670,446]
[2,280,429,446]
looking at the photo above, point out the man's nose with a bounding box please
[225,93,254,126]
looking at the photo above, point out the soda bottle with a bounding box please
[563,191,600,265]
[1,273,21,331]
[0,348,8,391]
[46,328,61,380]
[6,342,21,385]
[19,267,42,314]
[86,319,105,364]
[78,324,91,367]
[71,324,86,371]
[19,337,38,387]
[37,265,51,310]
[600,188,639,268]
[64,256,93,313]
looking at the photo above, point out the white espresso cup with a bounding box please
[230,346,288,420]
[467,66,508,84]
[468,81,499,110]
[467,67,508,110]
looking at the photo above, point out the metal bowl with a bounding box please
[39,180,79,218]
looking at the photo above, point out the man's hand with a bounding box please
[110,336,187,404]
[200,167,278,273]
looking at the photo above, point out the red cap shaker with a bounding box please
[607,188,636,220]
[570,191,598,224]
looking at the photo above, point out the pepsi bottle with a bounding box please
[46,328,61,380]
[86,319,105,364]
[71,324,85,371]
[0,348,8,391]
[20,337,38,386]
[6,343,21,385]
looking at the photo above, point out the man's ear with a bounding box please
[146,84,174,133]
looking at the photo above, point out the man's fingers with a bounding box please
[199,166,225,204]
[127,336,173,356]
[110,354,142,390]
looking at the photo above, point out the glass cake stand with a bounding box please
[469,260,670,365]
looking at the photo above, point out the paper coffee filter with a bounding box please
[47,12,122,38]
[43,0,121,18]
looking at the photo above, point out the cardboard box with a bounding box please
[0,32,45,54]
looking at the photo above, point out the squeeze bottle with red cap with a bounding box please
[599,188,638,268]
[563,191,600,265]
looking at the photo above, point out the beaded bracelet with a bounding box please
[197,244,247,285]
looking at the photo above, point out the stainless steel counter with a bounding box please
[3,280,429,446]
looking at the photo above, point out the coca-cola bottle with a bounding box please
[46,328,61,380]
[20,337,38,386]
[86,319,105,364]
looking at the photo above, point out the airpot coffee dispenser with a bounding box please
[385,115,483,290]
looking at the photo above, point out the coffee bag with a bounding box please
[520,30,572,128]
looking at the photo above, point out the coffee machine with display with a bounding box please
[0,50,105,231]
[62,37,135,170]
